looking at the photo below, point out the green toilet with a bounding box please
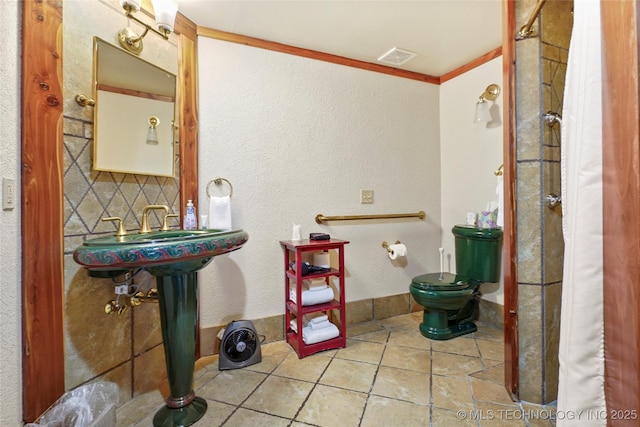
[409,225,503,340]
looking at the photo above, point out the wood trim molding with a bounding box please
[502,0,518,401]
[439,47,503,84]
[601,0,640,418]
[21,0,65,422]
[197,26,440,84]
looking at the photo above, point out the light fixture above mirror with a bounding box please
[118,0,178,55]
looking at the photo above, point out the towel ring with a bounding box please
[206,177,233,198]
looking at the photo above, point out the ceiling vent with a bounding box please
[377,47,417,66]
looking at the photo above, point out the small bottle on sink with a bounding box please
[184,200,197,230]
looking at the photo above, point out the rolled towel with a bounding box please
[302,323,340,345]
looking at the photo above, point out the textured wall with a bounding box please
[0,2,22,425]
[197,37,442,328]
[440,57,504,304]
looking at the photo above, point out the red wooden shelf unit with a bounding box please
[279,239,349,358]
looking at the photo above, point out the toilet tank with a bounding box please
[452,225,503,283]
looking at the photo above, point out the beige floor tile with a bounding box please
[319,358,378,393]
[379,313,419,329]
[387,328,432,350]
[347,321,385,338]
[197,369,267,405]
[431,375,475,412]
[474,323,503,342]
[380,345,431,373]
[296,384,367,426]
[335,339,385,364]
[116,390,164,427]
[477,338,504,361]
[470,363,505,385]
[223,407,291,426]
[475,401,527,426]
[192,400,236,426]
[260,340,294,356]
[370,365,430,405]
[431,407,478,427]
[430,335,480,357]
[360,395,430,427]
[349,329,390,344]
[242,375,313,419]
[432,351,484,378]
[471,377,518,406]
[272,352,332,382]
[521,403,556,426]
[133,400,235,427]
[245,350,289,374]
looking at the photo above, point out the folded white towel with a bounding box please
[303,313,328,325]
[302,323,340,345]
[208,196,232,230]
[303,278,327,291]
[290,286,334,306]
[308,319,332,330]
[290,319,298,333]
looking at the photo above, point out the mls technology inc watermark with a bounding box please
[456,409,638,422]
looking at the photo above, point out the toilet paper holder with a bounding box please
[382,241,401,253]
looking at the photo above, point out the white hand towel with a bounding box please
[290,286,334,306]
[308,319,332,330]
[301,323,340,345]
[208,196,232,230]
[303,313,328,325]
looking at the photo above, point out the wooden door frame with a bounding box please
[601,0,640,418]
[20,1,198,421]
[502,0,518,400]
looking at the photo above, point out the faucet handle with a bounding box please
[161,214,179,231]
[102,217,127,236]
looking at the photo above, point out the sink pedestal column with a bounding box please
[153,272,207,427]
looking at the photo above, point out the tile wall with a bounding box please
[514,0,573,404]
[63,0,180,404]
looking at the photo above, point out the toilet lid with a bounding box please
[411,272,471,291]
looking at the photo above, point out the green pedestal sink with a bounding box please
[73,228,249,427]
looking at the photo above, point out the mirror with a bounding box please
[93,37,177,177]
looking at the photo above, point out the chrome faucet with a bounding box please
[140,205,169,234]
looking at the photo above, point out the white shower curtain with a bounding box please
[557,1,606,425]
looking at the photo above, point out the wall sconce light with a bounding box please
[474,84,501,124]
[118,0,178,55]
[146,116,160,145]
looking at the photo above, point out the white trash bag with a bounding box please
[26,381,119,427]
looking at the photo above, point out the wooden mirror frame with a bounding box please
[20,1,198,422]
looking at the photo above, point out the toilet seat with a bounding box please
[411,272,473,291]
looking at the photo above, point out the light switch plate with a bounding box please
[3,178,16,210]
[360,189,373,204]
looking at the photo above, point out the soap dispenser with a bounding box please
[184,200,197,230]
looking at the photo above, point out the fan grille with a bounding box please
[223,328,258,362]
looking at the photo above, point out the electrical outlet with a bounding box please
[360,189,374,204]
[3,178,16,210]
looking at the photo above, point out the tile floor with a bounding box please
[116,312,557,426]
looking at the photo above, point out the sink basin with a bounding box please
[73,228,249,276]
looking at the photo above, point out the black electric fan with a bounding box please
[219,320,262,370]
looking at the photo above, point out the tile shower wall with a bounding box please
[515,0,573,404]
[62,0,180,403]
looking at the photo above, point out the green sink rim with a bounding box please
[73,228,249,271]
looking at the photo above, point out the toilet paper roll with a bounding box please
[313,251,330,268]
[388,244,407,260]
